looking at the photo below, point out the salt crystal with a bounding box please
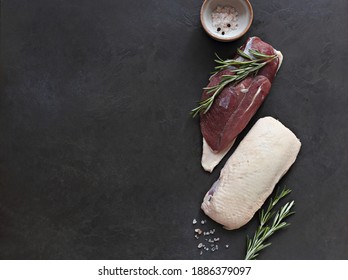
[192,219,197,225]
[194,228,203,235]
[197,243,203,249]
[225,244,229,249]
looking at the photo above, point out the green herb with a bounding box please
[191,49,277,118]
[245,187,295,260]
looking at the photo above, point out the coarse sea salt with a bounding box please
[212,6,239,36]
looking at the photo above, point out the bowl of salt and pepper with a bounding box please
[200,0,253,42]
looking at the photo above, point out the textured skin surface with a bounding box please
[1,0,348,260]
[200,37,279,152]
[202,117,301,230]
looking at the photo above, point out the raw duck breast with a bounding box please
[201,117,301,230]
[201,37,283,172]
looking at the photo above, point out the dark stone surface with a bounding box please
[1,0,347,259]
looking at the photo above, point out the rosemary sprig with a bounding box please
[245,187,295,260]
[191,49,277,118]
[213,49,276,73]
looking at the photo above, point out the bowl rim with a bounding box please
[200,0,254,42]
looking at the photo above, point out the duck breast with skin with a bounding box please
[201,117,301,230]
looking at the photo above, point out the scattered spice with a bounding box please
[193,219,223,255]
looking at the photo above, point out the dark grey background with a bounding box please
[1,0,347,259]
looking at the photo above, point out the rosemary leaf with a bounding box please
[249,49,276,59]
[237,48,253,60]
[244,187,295,260]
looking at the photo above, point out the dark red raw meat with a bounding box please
[200,37,281,152]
